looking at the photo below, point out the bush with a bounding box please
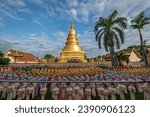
[0,57,10,65]
[0,51,3,57]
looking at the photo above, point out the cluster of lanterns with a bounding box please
[0,66,149,100]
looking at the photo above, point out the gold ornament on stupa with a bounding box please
[58,18,87,63]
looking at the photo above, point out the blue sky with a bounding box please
[0,0,150,58]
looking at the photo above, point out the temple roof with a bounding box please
[4,49,39,62]
[8,49,33,56]
[103,48,142,61]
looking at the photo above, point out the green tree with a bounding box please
[94,10,128,66]
[131,11,150,67]
[44,54,55,63]
[0,58,10,65]
[0,51,3,57]
[116,52,129,66]
[55,57,59,63]
[84,54,87,59]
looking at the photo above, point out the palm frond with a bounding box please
[113,17,128,29]
[112,31,120,49]
[95,28,105,40]
[97,31,105,49]
[94,17,107,32]
[109,10,118,20]
[131,11,150,29]
[103,39,109,52]
[112,27,125,44]
[141,20,150,28]
[103,31,110,52]
[130,24,139,29]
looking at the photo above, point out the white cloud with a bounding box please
[27,0,45,6]
[79,3,90,22]
[70,8,77,17]
[18,8,33,15]
[6,0,26,7]
[45,6,56,16]
[53,31,67,40]
[33,19,42,25]
[0,17,4,26]
[0,9,24,21]
[0,33,52,57]
[46,0,150,23]
[67,0,78,7]
[0,2,24,21]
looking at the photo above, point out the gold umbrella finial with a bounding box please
[71,16,74,28]
[69,17,75,34]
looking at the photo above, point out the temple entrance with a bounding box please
[67,57,83,63]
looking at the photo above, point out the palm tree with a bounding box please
[94,10,128,66]
[131,11,150,67]
[139,40,149,56]
[116,52,129,66]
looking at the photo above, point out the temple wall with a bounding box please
[4,53,15,63]
[129,50,142,62]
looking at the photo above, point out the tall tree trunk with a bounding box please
[138,29,149,67]
[110,46,117,67]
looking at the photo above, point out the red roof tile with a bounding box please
[9,49,39,62]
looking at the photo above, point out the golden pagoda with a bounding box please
[58,18,87,63]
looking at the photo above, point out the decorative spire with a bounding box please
[71,17,74,28]
[69,17,76,35]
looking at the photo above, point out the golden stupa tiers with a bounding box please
[59,18,87,63]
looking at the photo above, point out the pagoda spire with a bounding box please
[71,17,74,28]
[69,17,76,35]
